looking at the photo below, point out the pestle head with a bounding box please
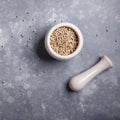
[69,77,82,91]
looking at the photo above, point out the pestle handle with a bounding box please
[69,56,113,91]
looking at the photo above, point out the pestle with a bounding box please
[69,56,113,91]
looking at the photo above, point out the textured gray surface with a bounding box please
[0,0,120,120]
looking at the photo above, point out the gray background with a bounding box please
[0,0,120,120]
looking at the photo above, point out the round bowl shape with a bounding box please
[45,22,83,61]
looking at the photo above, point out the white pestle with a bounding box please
[69,56,113,91]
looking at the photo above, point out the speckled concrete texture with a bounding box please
[0,0,120,120]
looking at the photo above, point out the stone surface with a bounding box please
[0,0,120,120]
